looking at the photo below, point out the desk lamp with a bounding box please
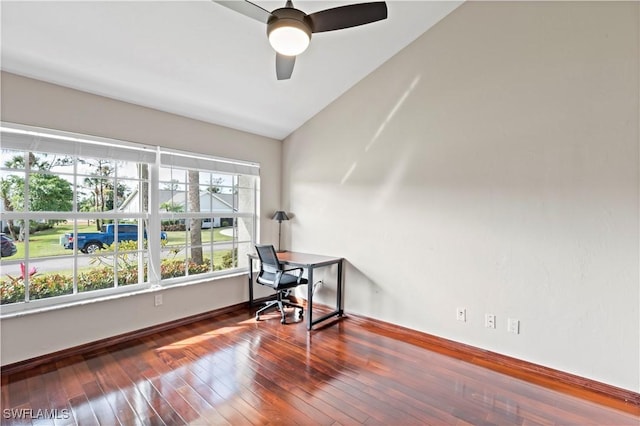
[272,211,289,252]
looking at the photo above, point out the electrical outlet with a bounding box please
[485,313,496,329]
[154,294,163,307]
[508,318,520,334]
[456,307,466,322]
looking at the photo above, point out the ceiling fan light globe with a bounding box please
[269,26,310,56]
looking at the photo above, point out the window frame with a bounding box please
[0,123,260,316]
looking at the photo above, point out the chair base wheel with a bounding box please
[255,301,304,325]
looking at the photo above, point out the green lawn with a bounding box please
[161,249,231,265]
[6,223,233,260]
[164,227,232,246]
[7,223,85,259]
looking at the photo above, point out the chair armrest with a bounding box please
[283,267,304,276]
[282,267,307,285]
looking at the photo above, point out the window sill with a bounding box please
[0,269,248,320]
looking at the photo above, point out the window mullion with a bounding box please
[148,148,162,285]
[23,151,31,302]
[73,159,78,295]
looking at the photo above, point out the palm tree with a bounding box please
[188,170,203,265]
[160,201,184,213]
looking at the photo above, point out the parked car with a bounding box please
[0,233,17,257]
[61,224,167,254]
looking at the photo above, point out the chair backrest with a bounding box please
[255,244,282,274]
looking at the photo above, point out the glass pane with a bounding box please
[78,254,116,293]
[161,246,187,279]
[187,244,212,276]
[186,170,202,213]
[236,242,254,269]
[1,170,26,212]
[1,149,25,169]
[113,219,146,250]
[160,225,218,281]
[199,185,213,211]
[160,166,187,184]
[117,257,148,286]
[104,239,148,287]
[161,218,186,234]
[236,186,255,212]
[1,259,75,304]
[0,232,22,304]
[163,228,188,249]
[28,171,74,212]
[79,158,116,178]
[237,242,252,269]
[215,223,234,241]
[78,218,118,294]
[26,218,73,259]
[77,218,148,291]
[213,245,238,272]
[29,261,75,301]
[69,218,106,253]
[78,177,116,213]
[0,216,78,303]
[203,173,232,194]
[237,216,254,243]
[117,160,143,179]
[159,187,186,213]
[30,150,75,174]
[207,191,235,217]
[117,179,143,213]
[159,166,187,214]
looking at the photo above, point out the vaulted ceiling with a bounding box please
[1,1,462,140]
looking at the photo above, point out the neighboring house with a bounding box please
[119,189,236,227]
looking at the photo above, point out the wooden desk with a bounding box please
[247,251,344,330]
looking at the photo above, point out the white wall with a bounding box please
[0,72,281,365]
[283,1,639,391]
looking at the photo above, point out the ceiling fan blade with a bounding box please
[307,2,387,33]
[276,53,295,80]
[213,1,272,24]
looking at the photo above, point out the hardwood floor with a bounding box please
[2,307,639,425]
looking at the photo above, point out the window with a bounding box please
[157,164,256,281]
[0,123,259,314]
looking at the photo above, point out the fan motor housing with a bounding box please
[267,8,312,41]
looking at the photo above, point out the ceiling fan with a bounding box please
[214,0,388,80]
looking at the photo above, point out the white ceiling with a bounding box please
[1,0,462,140]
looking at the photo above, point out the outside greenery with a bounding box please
[1,141,251,307]
[4,222,232,260]
[1,223,236,304]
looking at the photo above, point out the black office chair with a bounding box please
[254,244,307,324]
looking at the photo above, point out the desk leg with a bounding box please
[248,255,254,308]
[337,259,343,316]
[306,267,314,331]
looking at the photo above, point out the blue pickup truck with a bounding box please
[61,224,167,254]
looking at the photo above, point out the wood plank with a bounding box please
[67,394,99,426]
[84,353,141,425]
[1,306,638,425]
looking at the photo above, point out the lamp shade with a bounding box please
[268,24,310,56]
[272,211,290,222]
[267,9,312,57]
